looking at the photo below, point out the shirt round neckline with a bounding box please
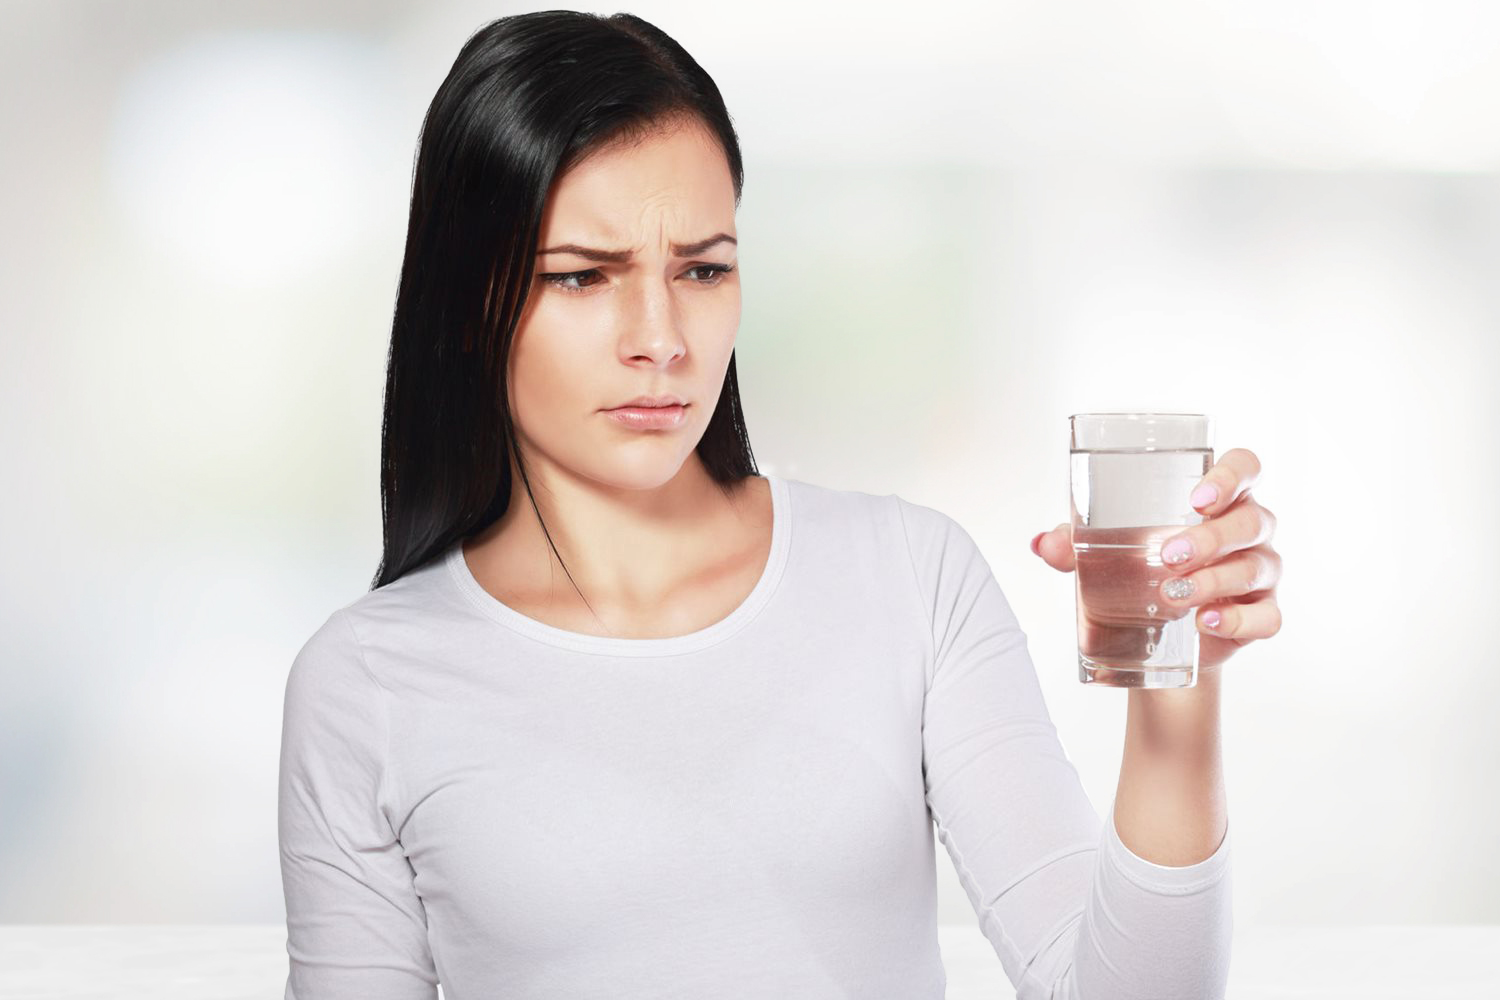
[443,473,792,657]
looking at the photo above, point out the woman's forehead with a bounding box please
[540,128,735,248]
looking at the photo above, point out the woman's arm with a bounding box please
[279,609,440,999]
[898,495,1233,1000]
[1080,446,1280,868]
[1115,667,1228,866]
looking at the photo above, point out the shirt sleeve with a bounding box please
[278,608,440,1000]
[895,496,1233,1000]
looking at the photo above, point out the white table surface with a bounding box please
[2,924,1496,999]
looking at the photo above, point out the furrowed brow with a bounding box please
[537,233,736,262]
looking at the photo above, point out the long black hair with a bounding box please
[371,11,757,592]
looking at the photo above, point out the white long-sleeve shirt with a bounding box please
[278,473,1232,999]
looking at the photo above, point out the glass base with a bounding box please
[1079,656,1197,688]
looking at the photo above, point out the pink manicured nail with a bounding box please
[1191,482,1219,508]
[1202,610,1222,628]
[1161,536,1193,565]
[1030,532,1044,555]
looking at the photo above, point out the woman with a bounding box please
[278,11,1283,1000]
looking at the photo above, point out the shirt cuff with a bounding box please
[1103,796,1232,895]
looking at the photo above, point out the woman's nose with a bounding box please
[619,276,686,361]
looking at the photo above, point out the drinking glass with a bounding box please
[1069,413,1214,688]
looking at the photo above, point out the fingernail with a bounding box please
[1191,482,1218,509]
[1030,531,1044,555]
[1162,577,1196,600]
[1202,609,1222,628]
[1161,536,1193,565]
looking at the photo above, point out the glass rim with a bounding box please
[1068,412,1209,421]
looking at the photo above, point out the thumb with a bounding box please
[1030,522,1076,572]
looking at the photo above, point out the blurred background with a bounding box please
[2,0,1496,944]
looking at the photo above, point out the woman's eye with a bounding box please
[538,269,605,293]
[686,264,735,285]
[538,264,735,295]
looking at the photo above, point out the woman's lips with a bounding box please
[603,403,688,429]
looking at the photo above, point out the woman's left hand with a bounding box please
[1031,446,1283,669]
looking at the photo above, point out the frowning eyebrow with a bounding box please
[536,233,737,262]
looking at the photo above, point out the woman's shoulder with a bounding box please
[779,473,959,535]
[775,474,973,569]
[292,546,471,673]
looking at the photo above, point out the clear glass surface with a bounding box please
[1069,413,1214,688]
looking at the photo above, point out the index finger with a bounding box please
[1192,447,1261,516]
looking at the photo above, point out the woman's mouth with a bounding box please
[603,403,688,430]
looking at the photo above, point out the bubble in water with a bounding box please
[1147,603,1157,614]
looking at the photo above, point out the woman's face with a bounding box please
[505,117,740,492]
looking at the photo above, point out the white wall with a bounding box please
[1,0,1495,926]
